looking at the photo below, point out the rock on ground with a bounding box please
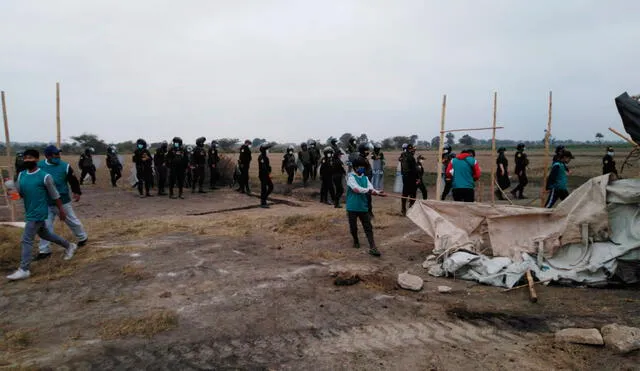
[555,328,603,345]
[438,286,452,293]
[398,272,424,291]
[601,324,640,353]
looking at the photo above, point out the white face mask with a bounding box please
[607,151,614,157]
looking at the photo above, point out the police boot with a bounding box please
[198,186,207,194]
[178,191,184,199]
[170,189,177,199]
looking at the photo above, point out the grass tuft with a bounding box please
[99,310,178,339]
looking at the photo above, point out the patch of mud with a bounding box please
[445,306,551,333]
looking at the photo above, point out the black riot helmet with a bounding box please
[349,137,357,145]
[300,142,308,150]
[136,138,147,149]
[196,137,206,147]
[172,137,183,148]
[497,147,506,153]
[373,143,382,152]
[330,138,338,146]
[287,145,294,153]
[210,140,218,149]
[161,140,168,149]
[443,143,452,154]
[259,142,273,153]
[358,142,372,157]
[323,146,334,156]
[517,143,525,151]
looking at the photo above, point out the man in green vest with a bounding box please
[34,145,88,261]
[7,149,78,281]
[346,157,385,257]
[545,150,574,208]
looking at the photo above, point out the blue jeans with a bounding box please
[21,221,70,271]
[39,202,87,254]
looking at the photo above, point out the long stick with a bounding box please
[494,179,514,205]
[608,127,639,147]
[1,91,16,222]
[540,91,552,207]
[440,126,504,133]
[526,270,538,303]
[56,82,61,148]
[502,278,552,292]
[490,92,497,204]
[435,94,447,200]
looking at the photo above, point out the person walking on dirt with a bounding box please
[346,157,385,257]
[356,142,375,218]
[34,145,88,261]
[510,143,529,199]
[78,148,96,185]
[495,147,510,200]
[331,149,346,208]
[191,137,207,194]
[281,145,297,185]
[308,140,321,181]
[602,146,619,178]
[106,145,123,187]
[441,144,454,200]
[258,143,274,208]
[400,144,418,215]
[417,154,428,199]
[446,149,481,203]
[237,139,252,194]
[7,149,78,281]
[371,143,385,191]
[167,137,189,199]
[132,139,154,198]
[298,142,313,187]
[545,151,574,208]
[154,141,169,196]
[319,147,337,205]
[208,140,221,189]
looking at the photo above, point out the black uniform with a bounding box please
[106,150,122,187]
[78,151,96,185]
[282,151,297,185]
[309,145,321,180]
[191,144,207,193]
[208,145,221,189]
[298,148,312,186]
[401,150,418,215]
[154,145,168,195]
[14,153,25,181]
[258,150,273,207]
[602,154,618,177]
[441,153,453,200]
[495,152,510,199]
[319,155,336,204]
[331,155,346,208]
[167,144,189,198]
[132,147,154,196]
[511,150,529,199]
[417,159,428,200]
[238,144,252,194]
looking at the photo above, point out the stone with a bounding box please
[601,324,640,353]
[397,272,424,291]
[554,328,603,345]
[437,286,453,293]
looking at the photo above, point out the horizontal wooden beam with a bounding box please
[441,126,504,133]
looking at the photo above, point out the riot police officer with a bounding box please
[191,137,207,193]
[298,142,312,186]
[371,143,385,190]
[401,144,418,215]
[602,146,618,177]
[106,145,122,187]
[78,148,96,185]
[167,137,189,199]
[154,141,169,195]
[332,149,346,208]
[441,144,453,200]
[237,140,252,194]
[319,147,336,205]
[208,140,221,189]
[132,139,154,197]
[185,145,194,189]
[510,143,529,199]
[309,140,321,181]
[281,145,297,185]
[258,143,274,208]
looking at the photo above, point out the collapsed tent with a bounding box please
[408,175,640,288]
[615,92,640,144]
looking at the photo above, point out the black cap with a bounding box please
[563,150,574,159]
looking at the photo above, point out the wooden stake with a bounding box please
[502,278,552,292]
[540,91,552,207]
[56,82,61,148]
[526,270,538,303]
[435,94,447,200]
[490,92,497,204]
[608,127,639,147]
[1,91,16,222]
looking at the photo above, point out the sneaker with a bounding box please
[7,268,30,281]
[178,195,185,199]
[353,242,360,249]
[33,252,52,261]
[78,238,89,247]
[64,243,78,261]
[369,248,381,257]
[146,193,154,197]
[260,204,270,209]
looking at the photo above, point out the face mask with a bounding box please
[174,143,179,148]
[50,158,61,165]
[137,144,143,149]
[24,161,37,170]
[608,151,614,157]
[355,167,366,175]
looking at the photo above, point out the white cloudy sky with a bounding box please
[1,0,639,144]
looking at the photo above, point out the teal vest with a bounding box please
[38,159,71,204]
[451,157,476,189]
[18,169,51,221]
[346,174,370,212]
[549,162,568,190]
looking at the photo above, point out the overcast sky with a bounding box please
[1,0,639,145]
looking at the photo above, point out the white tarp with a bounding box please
[414,176,640,288]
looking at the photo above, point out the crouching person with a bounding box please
[346,158,386,257]
[7,149,78,281]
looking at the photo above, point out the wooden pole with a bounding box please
[440,126,504,133]
[540,91,552,207]
[526,270,538,303]
[490,92,497,204]
[56,82,61,148]
[435,94,447,200]
[608,127,639,147]
[1,91,16,222]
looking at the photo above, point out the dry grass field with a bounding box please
[0,146,639,370]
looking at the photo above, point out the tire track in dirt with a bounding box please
[61,318,536,369]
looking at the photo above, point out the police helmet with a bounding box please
[517,143,525,151]
[244,139,252,146]
[443,143,452,154]
[330,138,338,145]
[323,146,334,155]
[373,142,382,150]
[136,138,147,148]
[259,142,273,151]
[358,142,370,154]
[108,145,117,153]
[287,145,294,152]
[498,147,506,153]
[606,146,614,152]
[349,137,357,144]
[308,139,316,146]
[402,143,408,151]
[172,137,183,145]
[300,142,308,149]
[196,137,206,147]
[161,140,168,148]
[555,145,565,154]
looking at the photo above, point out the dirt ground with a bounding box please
[1,148,640,370]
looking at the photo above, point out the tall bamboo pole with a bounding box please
[56,82,61,148]
[540,91,553,207]
[490,92,497,204]
[2,91,16,221]
[435,94,447,200]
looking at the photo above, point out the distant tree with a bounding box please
[458,134,475,146]
[216,138,240,152]
[392,136,411,149]
[339,133,353,148]
[445,132,455,146]
[115,141,136,154]
[381,138,395,149]
[595,132,604,143]
[431,136,440,148]
[358,133,368,143]
[252,138,267,147]
[70,133,108,154]
[410,134,419,144]
[417,140,430,149]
